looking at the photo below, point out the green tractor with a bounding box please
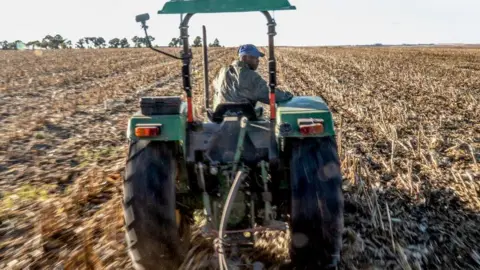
[123,1,344,269]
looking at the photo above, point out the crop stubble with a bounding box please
[0,46,479,269]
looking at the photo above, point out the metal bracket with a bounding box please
[260,161,273,224]
[231,117,249,180]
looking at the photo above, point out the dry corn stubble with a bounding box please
[0,46,479,270]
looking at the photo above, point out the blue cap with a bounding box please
[238,44,265,58]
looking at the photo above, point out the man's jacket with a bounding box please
[213,60,293,110]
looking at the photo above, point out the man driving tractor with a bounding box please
[213,44,294,111]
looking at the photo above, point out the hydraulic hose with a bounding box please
[217,169,245,270]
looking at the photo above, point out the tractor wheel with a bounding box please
[123,140,191,270]
[288,136,344,269]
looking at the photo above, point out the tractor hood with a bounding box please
[158,0,296,14]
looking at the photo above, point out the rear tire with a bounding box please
[288,137,344,269]
[123,140,191,270]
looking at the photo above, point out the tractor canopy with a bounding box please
[158,0,296,14]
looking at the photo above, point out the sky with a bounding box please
[0,0,479,47]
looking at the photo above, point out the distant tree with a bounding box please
[132,36,142,48]
[41,34,67,49]
[83,38,89,48]
[26,40,41,50]
[209,38,221,47]
[109,38,120,48]
[94,37,106,48]
[76,38,86,49]
[1,40,8,50]
[193,36,202,47]
[39,40,49,49]
[168,37,183,47]
[1,40,23,50]
[54,35,66,49]
[34,40,41,49]
[84,37,93,48]
[84,37,99,48]
[131,36,154,48]
[41,35,53,48]
[62,40,72,49]
[168,37,178,47]
[120,38,130,48]
[54,35,65,47]
[144,35,155,47]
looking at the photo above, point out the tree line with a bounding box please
[1,34,222,50]
[168,36,221,47]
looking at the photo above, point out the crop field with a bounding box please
[0,46,479,269]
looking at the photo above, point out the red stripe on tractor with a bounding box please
[270,93,276,119]
[187,97,193,122]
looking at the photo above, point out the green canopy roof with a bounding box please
[158,0,296,14]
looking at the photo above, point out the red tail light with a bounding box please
[299,124,324,135]
[135,125,161,137]
[298,118,324,135]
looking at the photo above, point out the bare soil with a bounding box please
[0,46,479,269]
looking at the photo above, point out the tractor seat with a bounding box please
[207,102,263,123]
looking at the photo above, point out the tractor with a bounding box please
[123,1,344,269]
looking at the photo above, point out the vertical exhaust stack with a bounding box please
[202,25,209,110]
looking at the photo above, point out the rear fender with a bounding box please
[276,96,335,138]
[126,101,187,153]
[126,107,191,192]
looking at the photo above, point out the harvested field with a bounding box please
[0,46,479,270]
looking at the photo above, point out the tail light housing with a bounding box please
[298,118,324,135]
[135,124,162,137]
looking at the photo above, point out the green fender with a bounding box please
[275,96,335,137]
[126,102,187,152]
